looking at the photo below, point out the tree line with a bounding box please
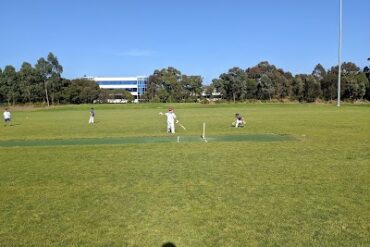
[209,61,370,102]
[142,67,203,103]
[1,53,369,105]
[0,52,101,105]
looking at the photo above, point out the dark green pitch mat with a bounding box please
[0,134,294,147]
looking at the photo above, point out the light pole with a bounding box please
[337,0,343,107]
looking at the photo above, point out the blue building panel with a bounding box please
[96,81,138,86]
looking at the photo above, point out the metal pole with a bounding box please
[337,0,343,107]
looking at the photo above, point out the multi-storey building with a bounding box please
[93,76,148,102]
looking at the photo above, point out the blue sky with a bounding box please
[1,0,369,83]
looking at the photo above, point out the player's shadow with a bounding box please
[5,123,20,127]
[162,242,176,247]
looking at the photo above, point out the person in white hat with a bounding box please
[159,107,177,133]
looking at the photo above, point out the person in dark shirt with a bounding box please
[232,113,246,128]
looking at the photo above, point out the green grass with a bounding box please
[0,103,369,246]
[0,134,293,147]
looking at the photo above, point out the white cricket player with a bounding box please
[159,107,177,133]
[232,113,246,128]
[3,108,11,126]
[89,107,95,124]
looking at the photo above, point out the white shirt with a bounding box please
[3,111,11,120]
[165,112,176,123]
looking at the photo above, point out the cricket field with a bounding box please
[0,103,369,246]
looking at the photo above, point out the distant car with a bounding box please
[107,99,128,104]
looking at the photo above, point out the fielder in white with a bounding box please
[3,108,11,126]
[232,113,246,128]
[159,107,177,133]
[89,107,95,124]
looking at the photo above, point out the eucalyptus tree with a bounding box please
[312,64,327,100]
[321,69,338,101]
[211,78,226,99]
[146,67,203,102]
[230,67,248,101]
[35,57,52,106]
[336,62,368,100]
[18,62,38,103]
[302,75,322,102]
[181,75,203,101]
[269,69,292,99]
[63,78,99,104]
[0,65,19,105]
[291,76,304,101]
[217,67,247,102]
[145,70,162,101]
[47,52,63,104]
[35,52,63,106]
[341,71,368,100]
[245,61,293,100]
[312,64,327,81]
[245,78,258,99]
[257,74,273,100]
[146,67,181,102]
[341,62,360,75]
[159,67,182,102]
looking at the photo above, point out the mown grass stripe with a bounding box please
[0,134,293,147]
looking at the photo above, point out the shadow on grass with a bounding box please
[162,242,176,247]
[3,122,20,127]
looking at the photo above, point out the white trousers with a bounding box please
[89,116,94,124]
[235,119,243,128]
[167,121,175,133]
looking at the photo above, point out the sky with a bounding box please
[0,0,369,84]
